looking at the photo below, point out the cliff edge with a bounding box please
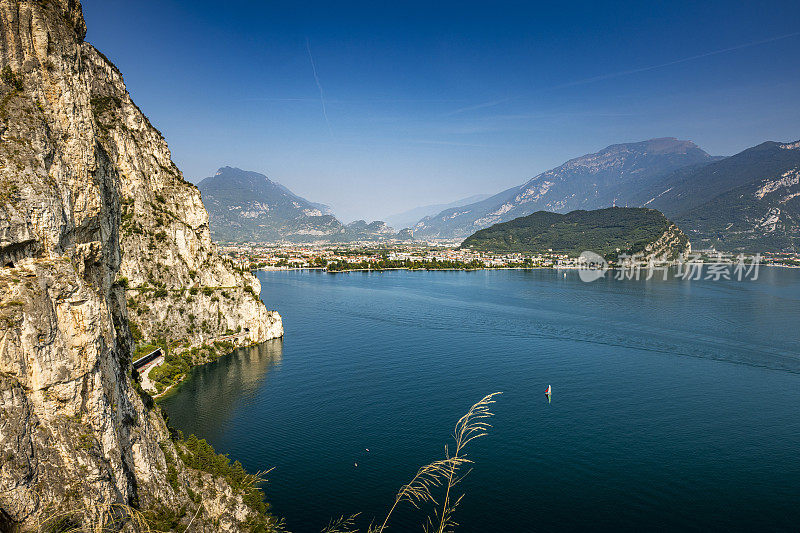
[0,0,282,530]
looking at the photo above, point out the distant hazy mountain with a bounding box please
[338,220,395,241]
[385,194,491,230]
[198,167,345,242]
[199,137,800,250]
[198,167,401,243]
[460,207,689,260]
[637,140,800,252]
[413,138,714,239]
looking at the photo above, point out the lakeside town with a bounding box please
[217,242,800,272]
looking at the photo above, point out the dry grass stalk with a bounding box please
[432,391,501,533]
[35,500,157,532]
[322,512,361,533]
[373,391,501,533]
[36,393,500,533]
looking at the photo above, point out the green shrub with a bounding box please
[0,181,19,207]
[186,486,200,504]
[165,460,179,492]
[1,66,23,91]
[89,95,121,115]
[178,435,268,515]
[129,320,143,342]
[243,285,259,299]
[143,505,187,533]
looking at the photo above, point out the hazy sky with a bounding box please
[82,0,800,222]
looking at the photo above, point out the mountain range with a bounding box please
[197,137,799,252]
[198,167,395,242]
[632,140,800,252]
[384,193,491,229]
[410,137,800,252]
[410,138,714,239]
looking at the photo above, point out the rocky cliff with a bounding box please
[0,0,282,530]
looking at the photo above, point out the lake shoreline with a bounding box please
[260,264,799,274]
[261,266,579,273]
[151,339,271,401]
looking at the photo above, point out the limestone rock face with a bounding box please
[0,0,282,529]
[641,223,690,261]
[87,37,282,350]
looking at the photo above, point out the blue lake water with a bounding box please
[160,268,800,532]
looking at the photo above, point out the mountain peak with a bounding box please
[213,166,269,181]
[198,166,395,242]
[601,137,705,156]
[412,138,714,239]
[640,137,703,154]
[199,167,337,241]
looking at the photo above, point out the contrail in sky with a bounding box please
[306,38,333,136]
[443,98,510,117]
[448,31,800,114]
[552,31,800,90]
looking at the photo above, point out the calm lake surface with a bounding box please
[160,268,800,532]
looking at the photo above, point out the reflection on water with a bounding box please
[159,339,283,440]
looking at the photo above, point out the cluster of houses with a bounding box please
[217,242,800,271]
[218,243,582,269]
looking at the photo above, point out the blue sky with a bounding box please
[82,0,800,222]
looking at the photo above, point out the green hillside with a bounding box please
[459,207,687,259]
